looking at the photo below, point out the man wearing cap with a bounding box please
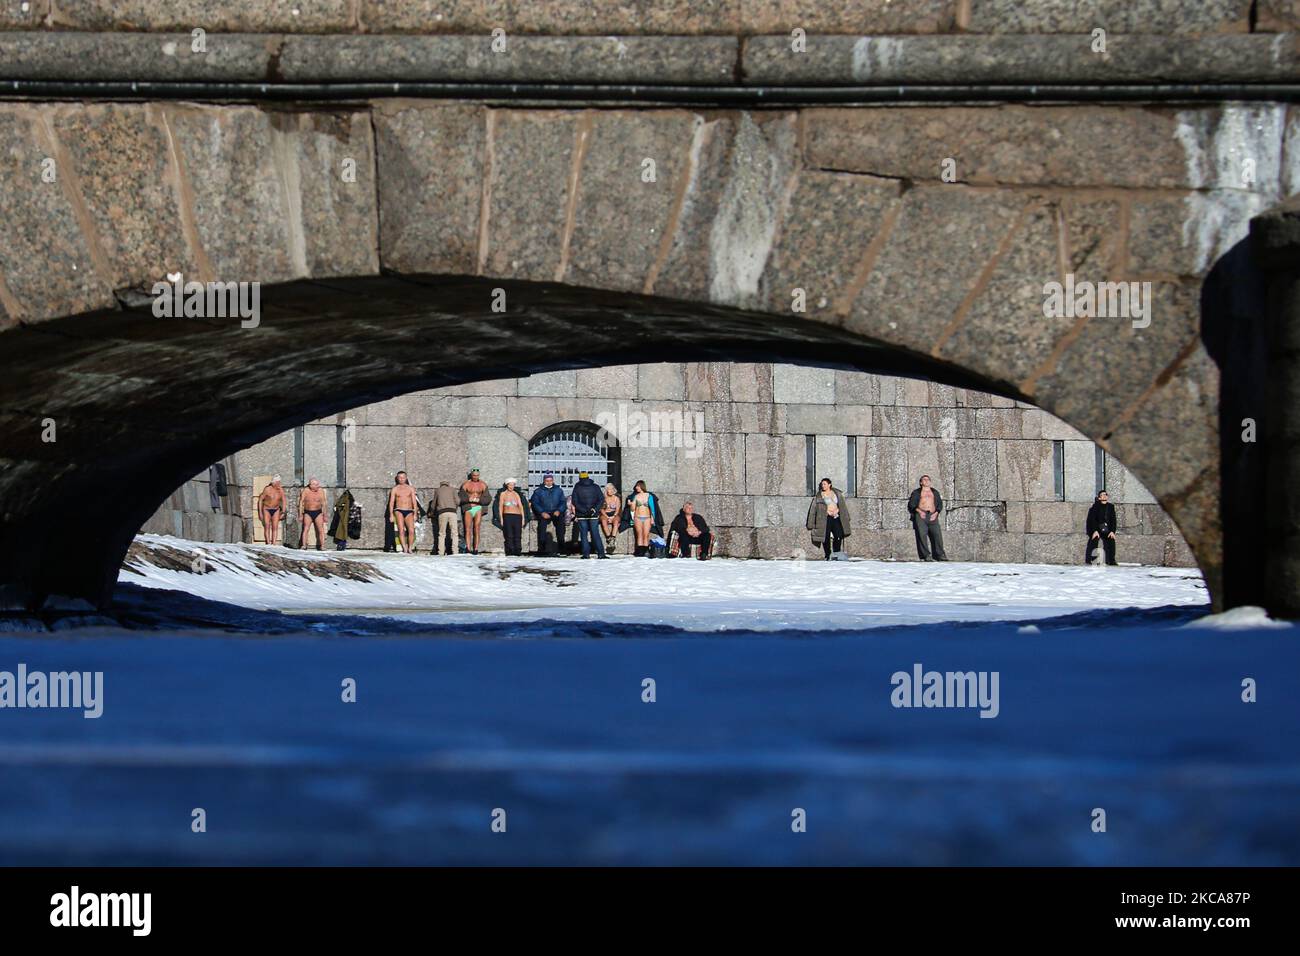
[492,478,530,557]
[459,468,490,555]
[529,472,567,556]
[569,471,608,559]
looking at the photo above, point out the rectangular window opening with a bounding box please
[1052,440,1065,501]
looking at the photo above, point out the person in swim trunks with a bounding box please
[259,475,286,546]
[299,478,328,551]
[460,468,489,555]
[388,471,418,554]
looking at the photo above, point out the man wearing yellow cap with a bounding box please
[569,470,608,559]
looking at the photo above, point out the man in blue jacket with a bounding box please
[529,472,567,556]
[569,471,608,559]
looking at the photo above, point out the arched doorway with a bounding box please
[527,422,621,496]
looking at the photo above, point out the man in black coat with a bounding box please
[906,475,948,561]
[1085,490,1119,565]
[668,502,712,559]
[569,472,607,558]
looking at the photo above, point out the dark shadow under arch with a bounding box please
[0,273,1184,608]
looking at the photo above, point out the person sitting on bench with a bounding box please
[668,501,712,559]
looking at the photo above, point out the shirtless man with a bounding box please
[388,471,418,554]
[259,476,286,546]
[460,468,489,555]
[299,478,328,551]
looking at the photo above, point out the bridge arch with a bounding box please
[0,99,1295,611]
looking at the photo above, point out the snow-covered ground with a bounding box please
[120,534,1211,631]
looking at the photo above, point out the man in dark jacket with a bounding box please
[1085,490,1119,565]
[529,472,567,556]
[906,474,948,561]
[569,472,607,559]
[668,502,712,559]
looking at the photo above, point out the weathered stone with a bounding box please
[704,401,785,435]
[684,362,735,402]
[0,1,46,28]
[374,103,484,275]
[753,494,813,529]
[845,186,1026,354]
[163,105,298,283]
[45,103,198,290]
[743,34,1291,84]
[814,434,849,486]
[834,370,888,405]
[426,396,509,427]
[893,378,931,407]
[745,434,806,496]
[953,439,999,499]
[761,170,901,321]
[465,426,526,487]
[966,0,1251,34]
[365,393,432,427]
[279,35,738,83]
[872,405,931,437]
[483,110,575,282]
[504,396,598,441]
[1129,190,1274,277]
[575,365,638,399]
[272,110,379,279]
[637,363,685,401]
[943,502,1006,532]
[565,111,699,293]
[347,425,408,487]
[940,204,1076,389]
[856,438,908,499]
[51,0,355,31]
[1105,455,1158,505]
[773,364,835,404]
[1062,439,1098,502]
[743,0,954,33]
[360,0,736,34]
[1259,0,1300,30]
[1024,500,1075,534]
[518,369,577,398]
[997,440,1056,502]
[0,31,276,80]
[0,108,113,320]
[438,377,518,398]
[621,443,677,494]
[805,106,1248,190]
[728,363,774,404]
[1033,280,1201,441]
[303,424,339,486]
[678,432,745,494]
[787,403,873,435]
[1024,533,1084,565]
[963,530,1026,564]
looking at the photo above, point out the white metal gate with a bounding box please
[527,425,617,495]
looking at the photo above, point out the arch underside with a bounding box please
[0,273,1208,608]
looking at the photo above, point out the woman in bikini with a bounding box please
[626,480,656,555]
[600,482,621,553]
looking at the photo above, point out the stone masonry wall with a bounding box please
[142,363,1193,567]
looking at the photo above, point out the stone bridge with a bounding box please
[0,2,1298,613]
